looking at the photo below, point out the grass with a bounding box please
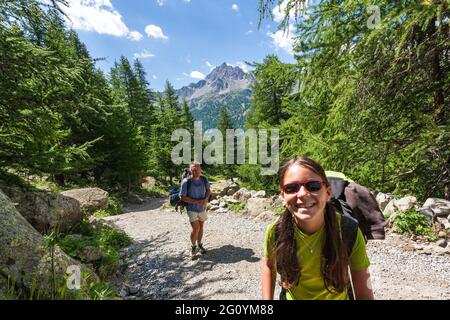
[137,186,169,198]
[57,218,132,280]
[228,202,246,213]
[93,194,123,218]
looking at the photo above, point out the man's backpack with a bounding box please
[169,169,208,212]
[326,173,387,241]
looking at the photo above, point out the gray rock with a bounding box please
[437,217,450,230]
[436,239,447,248]
[252,190,266,198]
[376,192,394,211]
[0,189,98,298]
[245,198,272,217]
[233,188,252,202]
[3,186,83,234]
[423,198,450,218]
[61,187,109,214]
[79,246,106,262]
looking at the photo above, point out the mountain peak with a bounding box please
[176,62,253,101]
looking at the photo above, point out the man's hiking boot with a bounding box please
[191,245,199,259]
[198,243,207,254]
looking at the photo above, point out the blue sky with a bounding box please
[59,0,297,91]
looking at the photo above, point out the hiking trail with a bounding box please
[101,197,450,300]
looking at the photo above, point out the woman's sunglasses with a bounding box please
[282,181,325,194]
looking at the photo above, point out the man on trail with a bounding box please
[180,161,211,258]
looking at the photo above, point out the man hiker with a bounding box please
[180,161,211,258]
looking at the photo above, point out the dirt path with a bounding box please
[101,198,450,300]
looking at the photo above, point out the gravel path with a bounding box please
[101,198,450,300]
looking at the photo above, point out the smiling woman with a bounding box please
[262,156,375,300]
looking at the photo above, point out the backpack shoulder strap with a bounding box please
[200,175,208,188]
[333,198,359,256]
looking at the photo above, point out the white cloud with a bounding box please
[245,30,253,35]
[249,21,254,25]
[232,4,239,12]
[184,0,191,2]
[182,72,189,77]
[61,0,129,37]
[157,0,165,6]
[235,61,251,73]
[128,31,143,41]
[145,24,168,40]
[61,0,142,41]
[190,71,205,79]
[267,24,295,55]
[153,75,157,79]
[133,50,155,59]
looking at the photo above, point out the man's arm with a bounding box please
[180,195,201,204]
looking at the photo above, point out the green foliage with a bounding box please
[254,0,450,201]
[138,186,169,198]
[58,219,132,280]
[394,209,433,237]
[228,202,246,213]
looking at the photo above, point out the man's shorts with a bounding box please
[187,210,208,223]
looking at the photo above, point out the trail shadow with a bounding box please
[198,245,260,264]
[121,235,257,300]
[122,197,167,213]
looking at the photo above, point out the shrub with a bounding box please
[228,202,245,213]
[394,208,433,237]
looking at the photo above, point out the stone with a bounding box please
[225,198,240,204]
[245,198,272,218]
[233,188,252,202]
[61,187,109,214]
[376,192,394,212]
[384,196,418,224]
[255,211,276,222]
[438,231,447,238]
[0,189,98,298]
[437,217,450,230]
[3,186,83,234]
[422,198,450,218]
[436,239,447,248]
[252,190,266,198]
[79,246,106,262]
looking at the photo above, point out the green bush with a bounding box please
[228,202,246,213]
[58,219,132,280]
[93,194,123,217]
[394,209,433,237]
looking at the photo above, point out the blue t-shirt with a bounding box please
[179,176,210,212]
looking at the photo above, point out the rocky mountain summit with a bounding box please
[176,63,253,101]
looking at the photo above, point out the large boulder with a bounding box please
[233,188,252,202]
[0,189,98,299]
[422,198,450,218]
[209,180,240,200]
[245,198,273,218]
[61,188,108,214]
[3,187,83,234]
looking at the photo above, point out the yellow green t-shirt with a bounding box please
[264,214,370,300]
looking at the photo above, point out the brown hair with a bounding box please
[276,156,350,293]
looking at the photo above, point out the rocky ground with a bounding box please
[101,197,450,300]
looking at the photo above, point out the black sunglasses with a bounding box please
[282,181,325,194]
